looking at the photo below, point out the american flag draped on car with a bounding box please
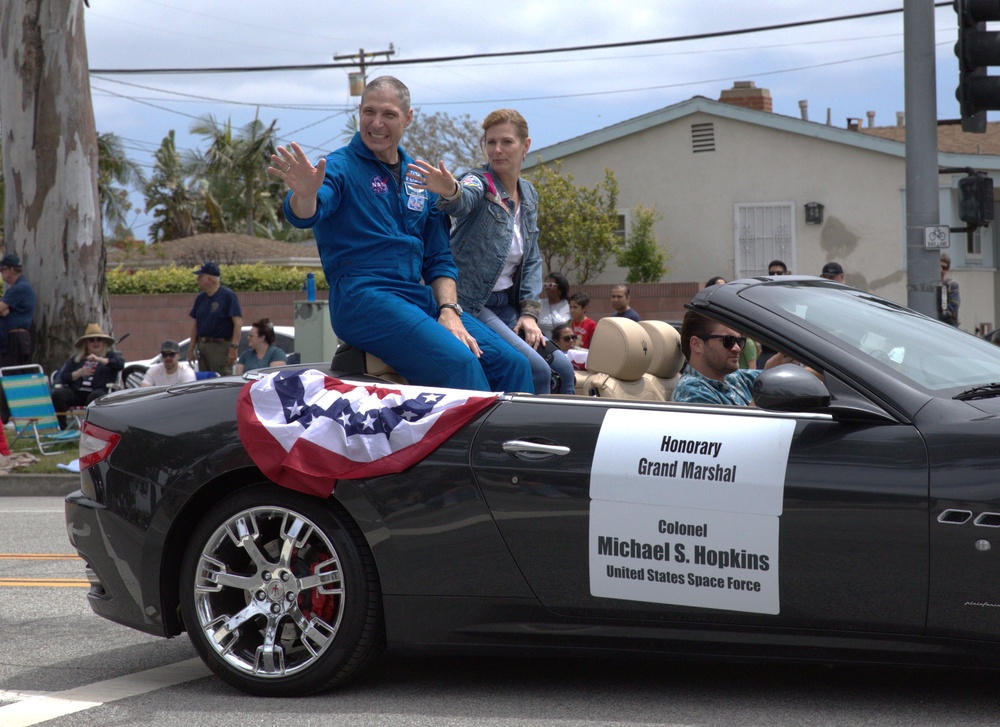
[237,369,499,498]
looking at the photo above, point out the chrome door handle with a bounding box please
[502,440,570,456]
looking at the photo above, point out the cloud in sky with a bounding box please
[82,0,963,237]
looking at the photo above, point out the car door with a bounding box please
[472,392,928,634]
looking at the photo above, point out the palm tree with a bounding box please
[144,130,199,242]
[97,131,145,238]
[189,112,279,237]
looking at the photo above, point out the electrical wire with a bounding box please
[90,4,950,76]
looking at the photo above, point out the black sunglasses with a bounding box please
[560,334,578,342]
[160,351,178,357]
[698,334,746,349]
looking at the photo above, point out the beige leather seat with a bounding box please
[639,320,686,401]
[365,352,408,385]
[581,318,663,400]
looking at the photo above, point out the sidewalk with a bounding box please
[0,473,79,497]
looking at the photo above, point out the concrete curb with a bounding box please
[0,474,79,497]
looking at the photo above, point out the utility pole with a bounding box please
[333,45,396,98]
[903,0,940,317]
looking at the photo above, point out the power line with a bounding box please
[90,4,949,76]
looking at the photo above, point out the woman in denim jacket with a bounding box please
[408,109,574,394]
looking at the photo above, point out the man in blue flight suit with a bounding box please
[270,76,531,393]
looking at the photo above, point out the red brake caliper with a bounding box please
[297,551,337,622]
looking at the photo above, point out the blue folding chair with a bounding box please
[0,364,80,455]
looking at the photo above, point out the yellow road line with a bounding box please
[0,554,80,560]
[0,579,89,587]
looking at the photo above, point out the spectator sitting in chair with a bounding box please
[234,318,288,374]
[552,322,587,371]
[51,323,124,429]
[140,339,196,387]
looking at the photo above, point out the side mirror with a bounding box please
[753,364,830,412]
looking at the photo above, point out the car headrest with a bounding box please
[586,317,652,381]
[639,320,685,378]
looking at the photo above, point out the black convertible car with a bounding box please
[66,277,1000,697]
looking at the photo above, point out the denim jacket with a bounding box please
[438,166,541,319]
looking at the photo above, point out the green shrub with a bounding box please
[107,264,328,294]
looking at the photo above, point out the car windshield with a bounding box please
[741,280,1000,395]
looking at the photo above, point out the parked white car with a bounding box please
[121,325,296,388]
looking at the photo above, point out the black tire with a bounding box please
[179,485,384,696]
[121,364,148,389]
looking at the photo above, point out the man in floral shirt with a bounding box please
[672,311,792,406]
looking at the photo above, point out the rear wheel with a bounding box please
[179,485,384,696]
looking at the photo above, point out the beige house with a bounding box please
[524,83,1000,334]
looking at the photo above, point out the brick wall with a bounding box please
[110,282,699,360]
[110,291,301,360]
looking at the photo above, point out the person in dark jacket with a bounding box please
[51,323,124,429]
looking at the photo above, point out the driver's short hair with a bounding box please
[680,310,718,360]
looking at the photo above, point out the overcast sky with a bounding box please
[83,0,962,238]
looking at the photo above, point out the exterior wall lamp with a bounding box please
[804,202,825,225]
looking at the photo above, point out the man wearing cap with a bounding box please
[188,261,242,376]
[820,262,845,283]
[0,253,36,367]
[140,340,196,387]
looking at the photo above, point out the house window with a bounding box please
[734,203,795,278]
[614,212,628,242]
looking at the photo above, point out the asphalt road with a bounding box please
[3,494,1000,727]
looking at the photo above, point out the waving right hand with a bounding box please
[268,142,326,218]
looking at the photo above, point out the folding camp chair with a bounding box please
[0,364,80,455]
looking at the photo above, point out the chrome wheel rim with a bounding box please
[193,505,345,678]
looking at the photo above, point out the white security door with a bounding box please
[735,203,795,278]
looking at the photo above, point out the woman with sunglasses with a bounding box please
[407,109,574,394]
[51,323,124,428]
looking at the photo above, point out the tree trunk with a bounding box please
[0,0,106,374]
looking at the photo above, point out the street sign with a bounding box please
[924,225,951,249]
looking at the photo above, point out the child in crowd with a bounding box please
[568,292,597,349]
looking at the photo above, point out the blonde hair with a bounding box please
[481,109,529,145]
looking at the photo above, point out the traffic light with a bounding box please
[958,173,995,226]
[955,0,1000,133]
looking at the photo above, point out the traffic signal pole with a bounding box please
[904,0,942,317]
